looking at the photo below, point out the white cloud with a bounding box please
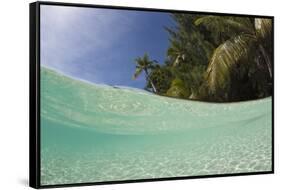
[40,5,137,77]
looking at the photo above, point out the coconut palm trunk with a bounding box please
[144,69,157,93]
[259,44,272,78]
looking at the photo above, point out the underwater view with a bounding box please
[40,4,273,186]
[40,67,272,185]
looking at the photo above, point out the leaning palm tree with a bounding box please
[133,53,158,93]
[195,16,272,101]
[167,39,186,67]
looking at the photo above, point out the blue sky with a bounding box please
[41,5,174,89]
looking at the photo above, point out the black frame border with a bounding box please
[29,1,274,189]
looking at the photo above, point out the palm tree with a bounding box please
[166,14,214,67]
[133,53,158,93]
[167,39,186,67]
[195,16,272,101]
[164,14,216,99]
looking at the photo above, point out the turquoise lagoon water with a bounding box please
[40,67,272,185]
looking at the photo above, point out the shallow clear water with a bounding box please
[40,67,272,185]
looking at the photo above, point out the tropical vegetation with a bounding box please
[133,14,273,102]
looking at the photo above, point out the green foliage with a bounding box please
[204,34,257,99]
[161,13,213,99]
[133,14,272,102]
[194,16,255,46]
[165,14,214,67]
[255,18,272,40]
[202,17,272,101]
[133,53,159,93]
[147,66,173,94]
[133,53,155,79]
[166,78,190,98]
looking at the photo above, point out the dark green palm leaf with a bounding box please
[255,18,272,40]
[205,34,257,94]
[195,16,254,35]
[132,67,143,80]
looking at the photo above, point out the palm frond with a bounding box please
[132,67,143,80]
[255,18,272,40]
[205,34,257,94]
[134,57,143,66]
[167,40,186,67]
[195,16,254,34]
